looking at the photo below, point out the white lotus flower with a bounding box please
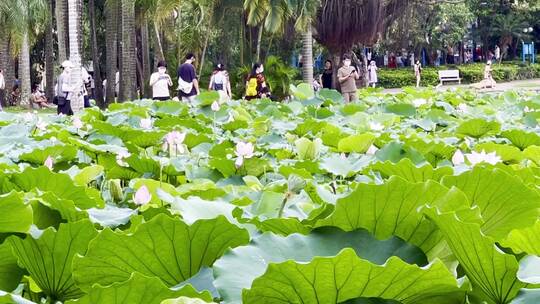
[36,119,47,131]
[211,101,220,112]
[369,122,384,131]
[73,117,83,129]
[452,149,465,165]
[23,112,34,122]
[465,150,502,166]
[163,131,186,155]
[116,150,131,167]
[140,118,152,129]
[235,142,254,167]
[366,145,379,155]
[457,103,469,113]
[412,99,427,108]
[133,185,151,206]
[44,156,54,170]
[340,153,347,160]
[227,111,235,123]
[524,106,533,113]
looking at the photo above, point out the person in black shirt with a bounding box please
[177,53,199,103]
[321,60,333,89]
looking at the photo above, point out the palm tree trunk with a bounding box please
[152,21,164,62]
[255,25,263,62]
[4,38,16,96]
[301,27,314,85]
[199,30,210,77]
[89,0,104,107]
[56,0,68,62]
[19,31,31,106]
[0,28,9,107]
[68,0,84,113]
[105,0,118,104]
[45,0,55,103]
[119,0,137,101]
[137,7,150,98]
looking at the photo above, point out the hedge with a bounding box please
[377,63,540,88]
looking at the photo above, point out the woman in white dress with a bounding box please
[413,60,422,88]
[368,61,378,88]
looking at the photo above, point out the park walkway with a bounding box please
[382,78,540,94]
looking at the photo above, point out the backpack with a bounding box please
[246,77,258,97]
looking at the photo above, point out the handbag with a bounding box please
[177,77,193,94]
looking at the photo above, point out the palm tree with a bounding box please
[45,0,55,103]
[0,0,48,106]
[492,13,529,59]
[119,0,137,102]
[105,0,119,104]
[56,0,68,63]
[89,0,105,107]
[67,0,84,112]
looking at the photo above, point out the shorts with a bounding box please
[153,96,170,101]
[342,92,357,103]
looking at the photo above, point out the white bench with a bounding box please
[438,70,461,86]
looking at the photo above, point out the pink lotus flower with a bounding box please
[44,156,54,170]
[164,131,186,155]
[366,145,379,155]
[133,185,151,206]
[211,101,220,112]
[140,118,152,129]
[465,150,501,166]
[36,119,47,131]
[73,117,83,129]
[235,142,254,167]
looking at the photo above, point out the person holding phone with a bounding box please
[150,61,173,101]
[337,54,360,103]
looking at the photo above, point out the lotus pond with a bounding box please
[1,86,540,304]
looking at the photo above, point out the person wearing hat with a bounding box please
[149,61,173,101]
[208,63,231,102]
[55,60,74,115]
[337,54,360,103]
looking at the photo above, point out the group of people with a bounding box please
[149,53,271,103]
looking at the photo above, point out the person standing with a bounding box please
[414,60,422,88]
[208,63,232,102]
[483,60,496,89]
[321,60,333,89]
[495,45,501,63]
[367,61,378,88]
[150,61,173,101]
[0,69,4,110]
[337,55,359,103]
[56,60,74,115]
[177,53,199,103]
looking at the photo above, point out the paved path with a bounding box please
[382,79,540,94]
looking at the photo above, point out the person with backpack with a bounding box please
[150,60,173,101]
[209,63,231,102]
[245,63,270,100]
[177,53,199,103]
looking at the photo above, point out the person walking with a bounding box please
[414,60,422,88]
[367,60,378,88]
[337,54,359,103]
[209,63,232,102]
[150,61,173,101]
[245,63,271,100]
[56,60,74,115]
[177,53,199,103]
[321,60,333,89]
[0,69,4,110]
[483,60,496,89]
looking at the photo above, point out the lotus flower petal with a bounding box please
[452,150,465,165]
[140,118,152,129]
[133,185,151,206]
[73,117,83,129]
[211,101,220,112]
[44,156,54,170]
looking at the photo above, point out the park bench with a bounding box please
[438,70,461,86]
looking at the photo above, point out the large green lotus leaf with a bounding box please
[18,145,77,165]
[442,167,540,239]
[501,221,540,255]
[11,167,102,209]
[209,158,237,178]
[523,145,540,165]
[474,142,523,163]
[122,130,166,148]
[243,249,463,304]
[320,124,347,148]
[126,155,161,177]
[320,155,371,177]
[426,211,526,304]
[35,192,88,223]
[318,88,343,103]
[65,273,212,304]
[0,192,32,233]
[370,158,453,182]
[195,91,220,106]
[73,165,104,186]
[213,227,429,304]
[98,154,142,180]
[8,220,98,301]
[151,101,190,116]
[315,177,473,258]
[456,118,500,138]
[384,103,417,117]
[501,129,540,150]
[289,83,314,100]
[294,137,322,160]
[0,242,24,291]
[375,142,426,164]
[294,119,327,137]
[73,214,249,291]
[90,121,126,138]
[337,133,376,153]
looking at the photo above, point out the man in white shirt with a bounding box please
[150,61,172,100]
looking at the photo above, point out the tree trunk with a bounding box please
[301,27,314,85]
[45,0,55,103]
[255,25,263,62]
[19,31,31,106]
[119,0,137,101]
[0,28,10,107]
[332,52,341,91]
[56,0,68,63]
[105,0,118,104]
[151,21,165,62]
[68,0,84,113]
[4,38,16,96]
[199,30,210,77]
[89,0,104,107]
[141,20,151,98]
